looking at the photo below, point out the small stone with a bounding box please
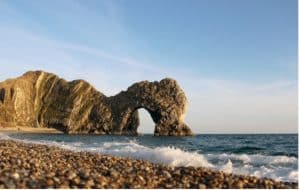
[67,171,77,180]
[234,181,244,189]
[137,175,145,183]
[95,176,107,185]
[79,170,90,179]
[16,159,22,165]
[85,179,95,187]
[46,179,54,186]
[125,168,133,173]
[11,172,20,180]
[46,172,55,178]
[109,169,119,178]
[174,169,181,175]
[53,177,60,183]
[198,183,206,189]
[162,171,172,178]
[165,183,173,188]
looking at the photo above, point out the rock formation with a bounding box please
[0,71,192,136]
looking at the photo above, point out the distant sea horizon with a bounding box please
[139,133,298,135]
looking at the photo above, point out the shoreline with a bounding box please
[0,139,297,189]
[1,127,298,135]
[0,127,63,134]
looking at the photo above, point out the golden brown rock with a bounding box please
[0,71,192,136]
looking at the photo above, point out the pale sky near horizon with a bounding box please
[0,0,297,133]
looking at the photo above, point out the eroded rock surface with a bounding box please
[0,71,192,136]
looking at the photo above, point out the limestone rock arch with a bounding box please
[0,71,193,136]
[107,79,192,136]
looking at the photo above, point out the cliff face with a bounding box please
[0,71,192,136]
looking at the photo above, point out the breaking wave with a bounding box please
[207,153,298,182]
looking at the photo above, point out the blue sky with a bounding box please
[0,0,297,133]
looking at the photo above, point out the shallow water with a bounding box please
[0,133,298,182]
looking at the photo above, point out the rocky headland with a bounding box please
[0,71,192,136]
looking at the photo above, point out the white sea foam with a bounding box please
[98,141,214,167]
[220,159,233,173]
[209,153,297,165]
[0,133,298,182]
[207,153,298,182]
[0,133,11,140]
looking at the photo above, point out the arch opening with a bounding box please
[137,108,156,134]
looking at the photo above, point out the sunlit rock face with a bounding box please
[0,71,192,136]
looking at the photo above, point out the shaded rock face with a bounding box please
[0,71,192,136]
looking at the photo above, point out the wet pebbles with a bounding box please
[0,140,298,189]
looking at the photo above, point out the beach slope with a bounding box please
[0,140,297,189]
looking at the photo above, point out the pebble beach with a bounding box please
[0,140,298,189]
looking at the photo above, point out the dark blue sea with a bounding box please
[0,133,298,182]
